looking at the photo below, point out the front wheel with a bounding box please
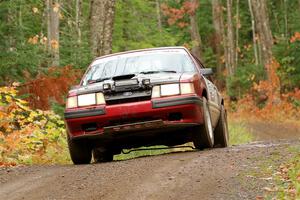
[67,134,92,165]
[193,97,214,149]
[214,105,229,147]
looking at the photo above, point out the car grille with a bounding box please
[105,90,151,105]
[106,96,151,105]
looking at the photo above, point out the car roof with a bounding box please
[93,46,190,62]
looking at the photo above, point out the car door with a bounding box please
[191,55,221,128]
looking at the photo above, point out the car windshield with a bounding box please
[82,49,196,85]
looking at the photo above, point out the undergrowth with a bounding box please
[0,86,70,165]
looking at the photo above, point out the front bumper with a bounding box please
[64,95,204,138]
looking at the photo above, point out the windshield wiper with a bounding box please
[88,77,111,84]
[139,70,177,74]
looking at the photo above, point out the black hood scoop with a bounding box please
[112,74,136,81]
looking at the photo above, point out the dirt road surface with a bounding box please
[1,122,300,200]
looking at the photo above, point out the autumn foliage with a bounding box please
[231,60,300,122]
[290,32,300,43]
[0,86,69,165]
[19,65,82,110]
[161,1,199,28]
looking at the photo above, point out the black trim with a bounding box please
[152,96,203,108]
[64,108,105,119]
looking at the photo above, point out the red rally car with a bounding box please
[64,47,229,164]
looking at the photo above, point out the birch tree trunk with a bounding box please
[189,0,202,60]
[90,0,116,57]
[226,0,235,75]
[46,0,60,66]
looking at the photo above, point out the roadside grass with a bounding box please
[114,145,174,161]
[237,144,300,199]
[228,120,254,145]
[269,145,300,199]
[114,143,195,161]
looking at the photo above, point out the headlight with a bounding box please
[78,93,96,106]
[96,92,105,104]
[151,85,161,98]
[67,92,105,108]
[66,96,77,109]
[151,83,195,98]
[180,83,195,94]
[160,84,180,97]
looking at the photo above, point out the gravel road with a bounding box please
[0,122,299,200]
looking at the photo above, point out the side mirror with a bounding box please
[200,68,213,76]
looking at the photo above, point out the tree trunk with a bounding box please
[156,0,162,32]
[250,0,273,68]
[189,0,202,60]
[226,0,235,75]
[75,0,82,44]
[283,0,288,42]
[90,0,116,57]
[247,0,259,66]
[211,0,226,78]
[250,0,280,103]
[235,0,240,68]
[46,0,60,66]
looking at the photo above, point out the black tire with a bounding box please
[214,105,229,147]
[67,134,92,165]
[193,97,214,149]
[93,148,114,163]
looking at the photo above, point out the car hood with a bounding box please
[70,72,196,95]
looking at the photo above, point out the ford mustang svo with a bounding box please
[64,47,229,164]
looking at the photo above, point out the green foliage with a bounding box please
[113,0,180,52]
[274,40,300,92]
[227,63,266,98]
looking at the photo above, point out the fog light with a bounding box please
[142,79,151,85]
[103,83,111,90]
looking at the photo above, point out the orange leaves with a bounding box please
[230,59,300,122]
[52,3,60,13]
[290,32,300,43]
[182,1,199,16]
[50,39,59,49]
[161,1,199,28]
[28,35,39,45]
[28,34,48,46]
[274,159,300,199]
[18,65,82,110]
